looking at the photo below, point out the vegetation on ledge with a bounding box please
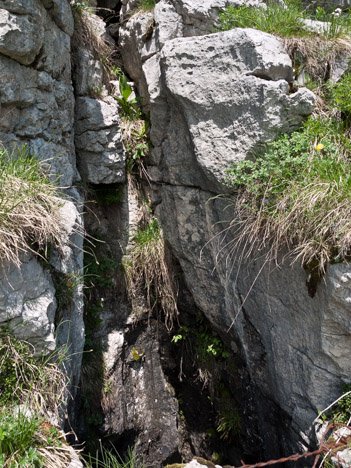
[225,71,351,274]
[0,146,65,267]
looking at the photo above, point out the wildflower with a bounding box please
[332,8,342,17]
[315,143,324,151]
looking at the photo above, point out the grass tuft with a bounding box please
[123,218,178,330]
[0,146,66,267]
[224,114,351,274]
[218,0,351,40]
[0,328,72,467]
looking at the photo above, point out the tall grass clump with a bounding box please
[0,328,72,467]
[123,217,178,329]
[218,1,312,38]
[218,0,351,40]
[136,0,157,12]
[85,443,138,468]
[0,146,65,266]
[218,0,351,81]
[225,113,351,274]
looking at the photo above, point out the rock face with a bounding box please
[0,254,57,352]
[119,0,351,462]
[0,0,85,413]
[75,96,125,184]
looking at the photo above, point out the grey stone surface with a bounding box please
[75,96,126,184]
[0,7,44,65]
[119,11,156,110]
[41,0,74,37]
[73,45,104,97]
[0,30,75,186]
[0,254,56,353]
[151,28,314,191]
[158,184,351,453]
[51,191,85,399]
[0,0,84,428]
[170,0,266,36]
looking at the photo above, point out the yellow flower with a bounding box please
[315,143,324,151]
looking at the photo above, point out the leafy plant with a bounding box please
[0,409,71,468]
[115,74,141,120]
[330,384,351,424]
[122,120,150,174]
[327,72,351,124]
[171,326,189,344]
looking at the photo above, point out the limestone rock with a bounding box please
[170,0,266,36]
[0,8,44,65]
[0,40,75,186]
[119,11,156,109]
[75,96,126,184]
[73,46,104,96]
[152,28,314,191]
[0,254,57,353]
[50,191,85,400]
[41,0,74,37]
[158,184,351,455]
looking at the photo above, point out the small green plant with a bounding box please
[216,410,241,440]
[122,120,150,174]
[330,384,351,424]
[115,74,141,120]
[70,0,94,15]
[218,1,312,38]
[0,409,71,468]
[0,328,68,415]
[131,346,145,361]
[171,326,189,344]
[0,329,72,467]
[327,72,351,124]
[196,333,230,361]
[136,0,157,11]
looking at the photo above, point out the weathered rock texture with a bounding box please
[119,0,351,462]
[0,0,84,412]
[75,96,125,184]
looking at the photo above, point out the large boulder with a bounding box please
[146,28,314,191]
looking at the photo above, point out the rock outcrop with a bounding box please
[119,0,351,462]
[0,0,84,409]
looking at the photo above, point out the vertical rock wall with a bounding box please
[0,0,84,406]
[119,0,351,461]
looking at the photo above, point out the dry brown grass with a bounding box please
[71,1,115,90]
[284,36,351,82]
[0,330,74,467]
[0,147,67,267]
[124,218,179,330]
